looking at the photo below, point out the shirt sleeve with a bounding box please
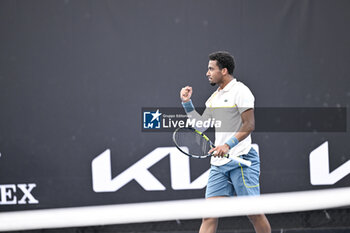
[235,85,255,114]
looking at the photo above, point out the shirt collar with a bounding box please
[218,78,237,92]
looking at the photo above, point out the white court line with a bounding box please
[1,187,350,232]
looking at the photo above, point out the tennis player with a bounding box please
[180,51,271,233]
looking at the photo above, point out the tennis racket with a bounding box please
[172,127,252,166]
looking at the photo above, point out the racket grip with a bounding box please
[214,152,252,167]
[230,156,252,167]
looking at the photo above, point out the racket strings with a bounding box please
[174,129,212,158]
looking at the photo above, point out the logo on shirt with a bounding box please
[143,109,162,129]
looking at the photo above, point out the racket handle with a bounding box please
[213,151,252,167]
[230,156,252,167]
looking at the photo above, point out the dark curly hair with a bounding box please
[209,51,235,75]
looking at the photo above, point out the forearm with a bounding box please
[225,111,255,149]
[181,100,211,132]
[234,121,255,141]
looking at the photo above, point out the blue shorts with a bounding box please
[205,147,260,198]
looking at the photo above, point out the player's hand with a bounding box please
[209,144,230,157]
[180,86,193,102]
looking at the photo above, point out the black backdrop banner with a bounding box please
[0,0,349,211]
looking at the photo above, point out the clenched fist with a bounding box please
[180,86,193,102]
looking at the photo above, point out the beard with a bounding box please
[208,76,216,86]
[208,78,216,86]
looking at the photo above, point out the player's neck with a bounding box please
[218,76,234,90]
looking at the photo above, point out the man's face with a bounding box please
[206,60,223,86]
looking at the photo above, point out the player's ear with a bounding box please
[221,68,228,75]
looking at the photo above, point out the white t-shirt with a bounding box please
[188,78,255,166]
